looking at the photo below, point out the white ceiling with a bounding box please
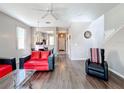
[0,3,118,27]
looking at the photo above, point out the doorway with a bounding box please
[58,33,66,54]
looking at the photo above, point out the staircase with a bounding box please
[104,25,124,43]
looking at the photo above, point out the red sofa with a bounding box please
[0,58,16,78]
[19,50,55,71]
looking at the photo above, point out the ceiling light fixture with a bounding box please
[46,21,51,24]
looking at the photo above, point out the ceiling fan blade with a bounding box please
[51,13,58,20]
[41,12,48,19]
[34,4,59,20]
[32,8,48,12]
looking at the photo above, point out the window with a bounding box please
[49,35,54,45]
[16,27,25,50]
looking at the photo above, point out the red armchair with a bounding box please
[0,58,16,78]
[19,51,55,71]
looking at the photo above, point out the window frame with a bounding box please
[49,35,55,46]
[16,26,26,50]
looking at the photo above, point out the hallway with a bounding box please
[22,54,124,89]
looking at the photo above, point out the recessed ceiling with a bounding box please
[0,3,119,27]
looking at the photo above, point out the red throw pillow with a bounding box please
[41,51,50,60]
[31,51,40,60]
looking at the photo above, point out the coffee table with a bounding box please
[0,69,35,89]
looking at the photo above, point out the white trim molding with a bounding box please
[104,25,124,45]
[109,68,124,79]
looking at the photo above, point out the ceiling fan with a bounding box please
[35,4,58,20]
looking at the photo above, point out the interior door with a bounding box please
[58,33,66,51]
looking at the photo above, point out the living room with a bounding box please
[0,1,124,91]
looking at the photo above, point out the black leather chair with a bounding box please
[0,57,16,70]
[85,48,108,81]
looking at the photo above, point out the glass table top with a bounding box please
[0,69,35,89]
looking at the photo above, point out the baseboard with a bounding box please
[71,58,83,61]
[82,58,87,61]
[69,57,87,61]
[67,55,85,62]
[109,68,124,79]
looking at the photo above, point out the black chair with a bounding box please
[0,57,16,70]
[31,48,35,51]
[85,48,108,81]
[39,49,45,51]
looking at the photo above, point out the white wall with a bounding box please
[104,29,124,78]
[68,15,104,60]
[68,22,90,60]
[104,4,124,78]
[0,11,31,62]
[105,4,124,31]
[88,15,104,48]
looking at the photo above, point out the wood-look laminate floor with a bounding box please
[22,54,124,89]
